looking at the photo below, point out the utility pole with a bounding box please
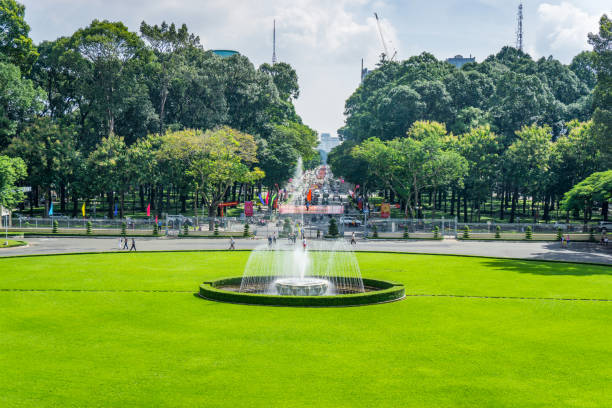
[272,19,277,64]
[516,3,524,52]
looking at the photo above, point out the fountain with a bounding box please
[238,158,365,296]
[198,158,405,306]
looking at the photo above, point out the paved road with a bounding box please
[1,237,611,265]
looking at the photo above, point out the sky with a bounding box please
[20,0,611,137]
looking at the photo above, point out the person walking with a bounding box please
[129,238,136,251]
[118,237,123,250]
[123,238,129,250]
[561,235,565,248]
[351,231,356,246]
[273,234,277,245]
[565,234,570,247]
[302,238,307,251]
[229,237,235,250]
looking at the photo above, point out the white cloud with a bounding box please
[22,0,400,134]
[535,2,600,61]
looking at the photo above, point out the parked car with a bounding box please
[339,216,362,227]
[599,221,612,232]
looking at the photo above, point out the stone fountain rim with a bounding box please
[198,276,405,308]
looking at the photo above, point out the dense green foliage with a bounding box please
[0,252,610,406]
[0,154,26,208]
[562,170,612,223]
[0,3,318,218]
[331,17,611,224]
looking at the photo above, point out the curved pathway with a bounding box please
[1,237,611,265]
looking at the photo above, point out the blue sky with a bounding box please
[20,0,611,136]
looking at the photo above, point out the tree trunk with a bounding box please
[450,189,455,216]
[510,188,518,223]
[120,192,125,219]
[107,191,114,219]
[208,204,216,231]
[159,87,168,133]
[60,183,66,212]
[139,185,145,212]
[603,201,609,221]
[72,195,78,218]
[499,188,505,220]
[463,190,468,223]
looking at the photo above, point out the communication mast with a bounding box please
[516,3,524,52]
[272,19,277,64]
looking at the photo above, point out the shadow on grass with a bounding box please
[481,256,612,276]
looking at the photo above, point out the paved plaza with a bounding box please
[2,237,611,265]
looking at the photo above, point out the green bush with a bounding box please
[433,225,439,239]
[589,227,595,242]
[372,225,378,238]
[328,218,339,237]
[243,223,249,237]
[557,227,563,241]
[525,226,532,240]
[403,225,409,239]
[121,222,126,237]
[214,224,219,236]
[86,221,92,235]
[153,223,158,236]
[183,223,189,236]
[462,225,470,239]
[199,277,405,307]
[52,220,58,234]
[495,225,501,239]
[282,218,292,235]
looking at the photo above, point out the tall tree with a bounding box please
[0,154,26,209]
[0,61,43,149]
[69,20,152,140]
[0,0,37,73]
[140,21,201,133]
[588,14,612,168]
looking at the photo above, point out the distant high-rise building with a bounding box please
[212,50,239,58]
[318,133,342,163]
[446,54,476,68]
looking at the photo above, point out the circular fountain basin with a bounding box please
[274,278,329,296]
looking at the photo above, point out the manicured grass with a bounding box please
[0,240,27,248]
[0,252,611,407]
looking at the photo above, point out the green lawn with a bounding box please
[0,252,610,407]
[0,239,26,248]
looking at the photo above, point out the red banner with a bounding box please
[380,203,390,218]
[218,201,238,207]
[244,201,253,217]
[279,205,343,214]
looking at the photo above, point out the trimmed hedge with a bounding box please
[199,276,405,307]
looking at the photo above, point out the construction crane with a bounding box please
[374,12,397,62]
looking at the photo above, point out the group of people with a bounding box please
[560,234,571,248]
[118,237,136,251]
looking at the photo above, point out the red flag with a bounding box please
[155,215,158,224]
[146,203,150,217]
[307,189,312,202]
[265,191,270,205]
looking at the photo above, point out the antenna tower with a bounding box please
[516,3,523,51]
[272,19,277,64]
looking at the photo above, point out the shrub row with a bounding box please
[199,277,405,307]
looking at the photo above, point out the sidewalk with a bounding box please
[1,237,611,265]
